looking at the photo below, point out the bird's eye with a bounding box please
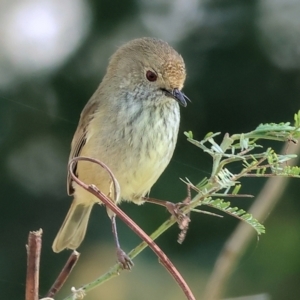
[146,70,157,82]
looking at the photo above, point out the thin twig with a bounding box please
[190,209,223,217]
[68,156,196,300]
[202,141,300,300]
[243,173,300,178]
[212,194,254,198]
[45,251,80,298]
[26,229,43,300]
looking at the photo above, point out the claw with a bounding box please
[165,201,187,220]
[142,196,192,244]
[116,248,134,270]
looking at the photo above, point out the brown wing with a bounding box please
[67,98,99,195]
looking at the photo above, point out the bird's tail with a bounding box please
[52,200,93,253]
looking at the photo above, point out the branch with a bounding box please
[26,229,43,300]
[45,251,80,298]
[65,156,195,300]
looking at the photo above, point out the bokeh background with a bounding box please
[1,0,300,299]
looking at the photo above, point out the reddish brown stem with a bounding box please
[45,251,80,298]
[26,229,42,300]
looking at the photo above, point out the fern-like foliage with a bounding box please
[203,198,265,235]
[183,111,300,235]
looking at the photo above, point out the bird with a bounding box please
[52,37,189,267]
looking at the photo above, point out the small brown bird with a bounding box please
[52,37,188,265]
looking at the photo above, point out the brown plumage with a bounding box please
[52,37,188,253]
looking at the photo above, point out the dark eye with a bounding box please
[146,70,157,82]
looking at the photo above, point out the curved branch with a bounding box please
[68,156,195,300]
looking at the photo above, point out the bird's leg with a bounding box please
[106,182,133,270]
[142,197,186,218]
[142,188,191,243]
[110,212,134,270]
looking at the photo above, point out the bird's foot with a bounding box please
[165,200,191,244]
[116,248,134,270]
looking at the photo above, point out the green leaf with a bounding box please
[184,131,193,139]
[201,198,265,235]
[184,112,300,237]
[204,132,215,139]
[294,110,300,127]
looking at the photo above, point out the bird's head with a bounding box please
[105,37,189,107]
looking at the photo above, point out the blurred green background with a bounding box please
[1,0,300,299]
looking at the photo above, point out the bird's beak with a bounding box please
[164,88,190,107]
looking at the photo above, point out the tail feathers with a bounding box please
[52,201,93,253]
